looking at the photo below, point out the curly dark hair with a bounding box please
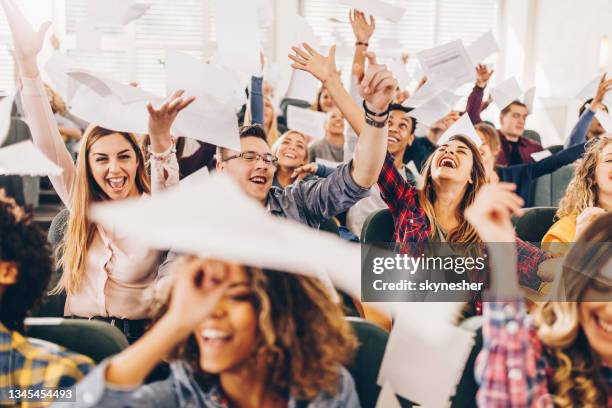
[0,190,53,332]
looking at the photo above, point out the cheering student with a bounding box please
[0,192,93,407]
[465,183,612,407]
[270,131,318,189]
[2,0,194,342]
[543,136,612,244]
[66,258,360,407]
[308,107,346,164]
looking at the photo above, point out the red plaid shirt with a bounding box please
[377,152,550,294]
[477,300,612,407]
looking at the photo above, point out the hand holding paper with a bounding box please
[591,73,612,111]
[147,90,196,153]
[437,113,482,148]
[475,64,494,88]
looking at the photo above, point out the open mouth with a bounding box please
[387,136,400,144]
[438,156,457,169]
[283,152,297,160]
[201,328,233,346]
[249,175,268,185]
[594,314,612,335]
[107,176,127,192]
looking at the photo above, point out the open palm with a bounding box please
[1,0,50,64]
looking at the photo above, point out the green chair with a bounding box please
[532,164,575,207]
[523,129,542,144]
[360,209,394,244]
[24,317,129,363]
[511,207,557,246]
[546,144,563,154]
[346,317,393,408]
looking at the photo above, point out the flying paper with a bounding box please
[89,173,362,297]
[0,93,15,147]
[375,381,401,408]
[523,86,536,114]
[466,30,500,65]
[576,74,612,106]
[437,113,482,148]
[408,90,460,126]
[337,0,406,23]
[284,15,320,103]
[44,53,76,101]
[490,77,522,111]
[67,69,163,134]
[286,105,327,140]
[595,110,612,133]
[417,40,475,89]
[402,76,455,108]
[388,60,411,91]
[87,0,151,26]
[0,141,63,176]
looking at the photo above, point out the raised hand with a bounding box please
[575,206,606,239]
[349,9,375,43]
[591,73,612,111]
[291,162,318,180]
[475,64,494,88]
[465,183,523,243]
[147,89,195,153]
[289,43,338,85]
[0,0,51,77]
[359,52,397,113]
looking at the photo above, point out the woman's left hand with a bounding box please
[147,90,195,153]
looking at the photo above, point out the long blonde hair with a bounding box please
[419,135,487,245]
[556,136,611,219]
[52,126,150,295]
[535,213,612,407]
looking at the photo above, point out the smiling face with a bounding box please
[430,139,475,184]
[325,108,345,137]
[87,132,140,200]
[277,132,308,168]
[595,142,612,200]
[500,103,528,140]
[318,88,335,112]
[217,137,276,202]
[194,262,259,374]
[387,110,415,158]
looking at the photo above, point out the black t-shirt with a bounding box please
[507,140,523,166]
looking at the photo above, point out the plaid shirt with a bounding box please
[377,152,551,295]
[476,300,612,407]
[0,323,93,407]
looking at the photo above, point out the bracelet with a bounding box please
[355,41,369,47]
[363,100,390,117]
[147,137,177,160]
[365,114,388,128]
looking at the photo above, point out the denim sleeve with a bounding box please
[564,108,594,148]
[250,76,264,126]
[315,164,336,178]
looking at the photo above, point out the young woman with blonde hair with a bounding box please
[466,182,612,407]
[68,258,360,407]
[2,0,194,341]
[543,136,612,244]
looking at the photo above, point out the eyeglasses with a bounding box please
[223,151,278,166]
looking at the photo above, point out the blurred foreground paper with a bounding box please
[87,0,151,25]
[375,381,401,408]
[490,77,522,111]
[89,173,362,296]
[0,93,15,147]
[0,141,63,176]
[417,40,475,89]
[437,113,482,148]
[466,30,499,65]
[337,0,405,23]
[287,105,327,139]
[408,90,460,126]
[378,303,474,407]
[67,70,163,134]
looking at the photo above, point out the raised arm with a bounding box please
[465,64,493,125]
[349,9,374,83]
[1,0,76,206]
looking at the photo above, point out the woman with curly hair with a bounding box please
[543,136,611,244]
[68,257,360,407]
[466,183,612,407]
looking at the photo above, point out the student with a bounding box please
[475,122,589,207]
[0,191,93,406]
[312,86,336,113]
[543,136,612,244]
[270,130,319,189]
[308,107,346,164]
[3,1,194,342]
[466,184,612,407]
[404,111,460,171]
[68,258,360,407]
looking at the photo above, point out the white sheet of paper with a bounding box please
[44,53,75,101]
[408,90,460,126]
[417,40,475,89]
[576,74,612,105]
[87,0,151,25]
[89,173,362,297]
[76,20,101,51]
[378,303,474,407]
[490,77,523,111]
[437,113,482,148]
[523,86,536,114]
[595,110,612,133]
[315,158,341,168]
[531,150,552,162]
[286,105,327,140]
[179,166,209,191]
[256,0,274,28]
[466,30,499,65]
[164,50,242,150]
[337,0,406,23]
[388,60,411,91]
[376,381,401,408]
[0,93,15,147]
[0,141,63,176]
[284,15,320,103]
[214,0,261,77]
[67,69,163,134]
[402,76,455,108]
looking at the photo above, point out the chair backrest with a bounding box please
[24,317,129,363]
[512,207,557,245]
[279,98,312,119]
[546,144,563,154]
[346,317,390,408]
[532,164,575,207]
[360,209,394,244]
[522,129,542,144]
[48,207,70,246]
